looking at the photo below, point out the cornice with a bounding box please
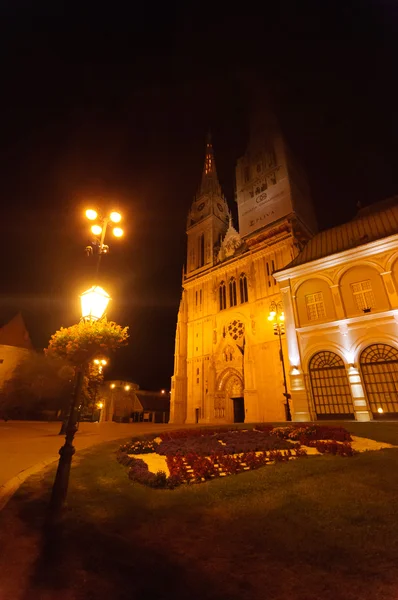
[274,233,398,282]
[296,308,398,336]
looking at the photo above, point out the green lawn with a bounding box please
[1,423,398,600]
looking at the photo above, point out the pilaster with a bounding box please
[289,369,312,422]
[346,364,372,422]
[381,271,398,309]
[330,284,346,319]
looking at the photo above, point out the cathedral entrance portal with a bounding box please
[216,368,244,422]
[232,397,245,423]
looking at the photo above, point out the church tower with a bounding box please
[170,97,317,425]
[236,96,317,244]
[186,133,229,275]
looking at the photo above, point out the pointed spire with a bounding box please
[198,131,222,197]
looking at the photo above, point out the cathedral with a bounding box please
[170,108,398,424]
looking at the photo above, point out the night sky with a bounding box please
[0,1,397,390]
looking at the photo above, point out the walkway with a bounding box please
[0,420,182,488]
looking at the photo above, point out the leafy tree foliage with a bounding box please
[0,353,74,419]
[45,320,129,366]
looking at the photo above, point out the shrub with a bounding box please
[166,454,191,484]
[270,425,352,443]
[157,436,223,456]
[116,451,136,467]
[187,454,219,482]
[119,439,159,454]
[117,425,354,490]
[217,430,293,453]
[157,430,294,457]
[128,459,171,488]
[311,440,356,456]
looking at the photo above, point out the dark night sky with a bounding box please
[0,1,397,389]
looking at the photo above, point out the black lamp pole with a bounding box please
[269,301,292,422]
[49,365,85,521]
[277,323,292,422]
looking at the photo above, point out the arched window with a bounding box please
[239,273,248,303]
[360,344,398,417]
[219,281,226,311]
[309,351,353,419]
[229,277,237,307]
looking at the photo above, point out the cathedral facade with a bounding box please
[170,109,398,424]
[170,113,316,424]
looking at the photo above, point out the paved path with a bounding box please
[0,420,184,488]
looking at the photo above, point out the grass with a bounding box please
[1,422,398,600]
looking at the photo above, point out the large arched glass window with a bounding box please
[309,351,353,419]
[239,273,248,303]
[229,278,237,307]
[360,344,398,417]
[219,281,226,311]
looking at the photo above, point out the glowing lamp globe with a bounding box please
[113,227,123,238]
[91,224,102,236]
[80,286,110,321]
[86,209,98,221]
[110,211,122,223]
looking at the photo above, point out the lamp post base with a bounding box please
[284,398,292,422]
[48,369,84,523]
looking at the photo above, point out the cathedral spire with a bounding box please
[198,131,222,197]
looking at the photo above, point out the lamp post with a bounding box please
[268,300,292,422]
[85,209,124,275]
[49,286,111,521]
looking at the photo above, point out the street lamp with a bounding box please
[49,285,111,521]
[80,286,111,322]
[268,300,292,421]
[93,357,108,375]
[85,208,125,274]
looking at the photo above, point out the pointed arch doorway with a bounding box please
[216,368,244,422]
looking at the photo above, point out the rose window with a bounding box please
[228,320,245,341]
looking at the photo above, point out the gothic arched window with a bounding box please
[229,277,237,307]
[219,281,227,311]
[240,273,249,303]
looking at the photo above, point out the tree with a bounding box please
[45,319,129,426]
[47,318,129,519]
[45,319,129,366]
[0,352,74,420]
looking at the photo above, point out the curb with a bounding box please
[0,426,186,512]
[0,456,59,512]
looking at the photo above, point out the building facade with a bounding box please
[274,198,398,421]
[100,381,170,423]
[0,313,34,390]
[170,114,317,424]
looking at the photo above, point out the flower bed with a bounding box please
[269,425,352,443]
[116,424,356,489]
